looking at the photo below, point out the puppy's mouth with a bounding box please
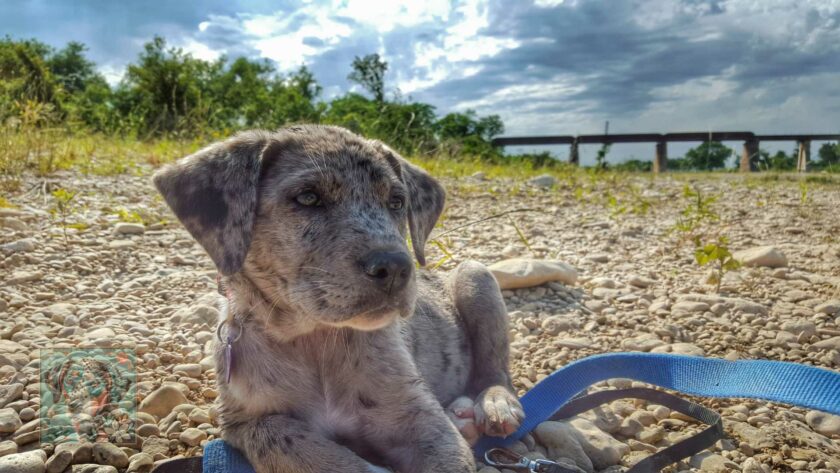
[327,305,400,331]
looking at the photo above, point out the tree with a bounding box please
[348,54,387,103]
[817,142,839,167]
[0,37,60,118]
[47,42,100,95]
[683,141,733,170]
[754,149,796,171]
[122,36,223,135]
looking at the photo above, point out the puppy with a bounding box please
[154,125,523,473]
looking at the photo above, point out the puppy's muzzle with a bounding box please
[359,250,413,295]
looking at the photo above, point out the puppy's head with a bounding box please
[153,126,444,331]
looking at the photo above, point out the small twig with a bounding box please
[429,208,540,240]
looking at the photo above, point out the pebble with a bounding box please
[44,450,72,473]
[734,246,788,268]
[488,259,578,289]
[0,450,46,473]
[139,385,189,419]
[114,222,146,235]
[179,427,207,447]
[92,443,128,469]
[0,409,21,434]
[805,410,840,437]
[0,238,36,254]
[814,300,840,316]
[527,174,556,188]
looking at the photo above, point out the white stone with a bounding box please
[489,259,577,290]
[528,174,557,188]
[805,410,840,437]
[0,409,21,434]
[139,385,188,419]
[814,300,840,316]
[114,223,145,235]
[0,450,46,473]
[734,246,788,268]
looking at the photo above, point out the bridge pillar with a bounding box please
[797,140,810,172]
[569,139,579,165]
[654,141,667,173]
[740,139,758,172]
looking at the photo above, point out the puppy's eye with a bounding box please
[295,191,321,207]
[388,196,405,210]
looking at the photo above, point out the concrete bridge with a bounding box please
[491,132,840,173]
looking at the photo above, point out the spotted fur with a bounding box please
[154,125,522,473]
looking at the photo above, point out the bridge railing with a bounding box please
[491,132,840,173]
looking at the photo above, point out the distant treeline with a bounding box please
[1,35,837,171]
[0,36,522,161]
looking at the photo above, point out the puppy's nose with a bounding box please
[359,251,413,293]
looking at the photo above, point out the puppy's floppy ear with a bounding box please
[376,143,445,266]
[153,131,275,275]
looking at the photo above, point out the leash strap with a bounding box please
[474,352,840,455]
[551,387,724,473]
[155,353,840,473]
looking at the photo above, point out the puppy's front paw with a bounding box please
[474,385,524,437]
[446,396,480,446]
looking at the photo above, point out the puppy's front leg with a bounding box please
[379,387,475,473]
[224,414,386,473]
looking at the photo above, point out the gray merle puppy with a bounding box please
[153,125,523,473]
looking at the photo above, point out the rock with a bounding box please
[0,409,21,433]
[0,238,36,254]
[172,364,202,378]
[729,421,774,449]
[568,417,629,470]
[172,304,220,326]
[734,246,787,268]
[781,320,816,338]
[671,301,709,314]
[54,442,93,464]
[114,223,145,235]
[0,450,46,473]
[140,437,170,457]
[0,384,24,408]
[689,452,739,472]
[814,300,840,316]
[126,453,154,473]
[179,427,207,447]
[650,342,704,356]
[92,443,128,469]
[0,440,16,457]
[805,410,840,437]
[108,240,135,249]
[528,174,556,188]
[45,450,72,473]
[139,385,188,419]
[812,336,840,351]
[621,335,664,352]
[628,275,654,288]
[741,457,768,473]
[85,327,116,340]
[533,421,593,472]
[71,465,118,473]
[541,316,578,336]
[44,301,76,318]
[6,271,43,285]
[489,259,577,290]
[0,218,27,231]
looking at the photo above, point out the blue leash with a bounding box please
[197,353,840,473]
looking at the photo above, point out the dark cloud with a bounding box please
[2,0,838,152]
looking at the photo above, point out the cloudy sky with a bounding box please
[3,0,840,163]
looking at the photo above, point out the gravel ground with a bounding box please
[1,168,839,473]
